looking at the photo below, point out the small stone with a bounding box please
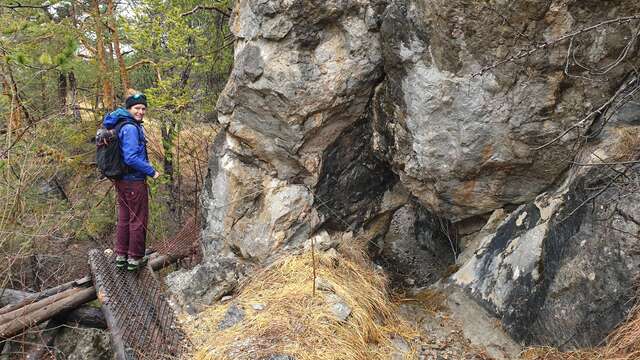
[218,304,245,330]
[391,335,410,352]
[390,334,411,359]
[251,303,266,311]
[325,293,352,321]
[220,295,233,303]
[315,276,334,292]
[260,355,296,360]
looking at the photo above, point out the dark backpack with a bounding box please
[96,119,135,179]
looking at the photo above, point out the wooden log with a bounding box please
[0,287,96,340]
[149,254,176,271]
[0,288,106,330]
[0,276,91,316]
[0,287,82,326]
[98,293,128,360]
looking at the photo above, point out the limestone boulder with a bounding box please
[218,0,386,181]
[375,0,640,219]
[452,96,640,347]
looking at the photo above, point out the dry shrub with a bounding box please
[185,248,419,360]
[409,289,448,315]
[143,119,218,184]
[601,301,640,360]
[613,127,640,162]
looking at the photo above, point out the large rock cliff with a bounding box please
[168,0,640,351]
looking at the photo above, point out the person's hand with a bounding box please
[152,171,161,179]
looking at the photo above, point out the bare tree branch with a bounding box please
[180,4,230,18]
[0,2,49,10]
[534,75,637,151]
[473,15,640,77]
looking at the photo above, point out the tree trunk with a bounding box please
[0,60,30,129]
[92,0,114,109]
[39,71,47,115]
[0,276,91,316]
[68,72,81,120]
[58,72,68,114]
[161,35,195,223]
[106,0,128,95]
[161,118,178,223]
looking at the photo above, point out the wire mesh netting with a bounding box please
[152,216,202,261]
[88,249,188,360]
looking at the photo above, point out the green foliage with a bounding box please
[38,52,53,65]
[126,0,233,111]
[0,114,111,252]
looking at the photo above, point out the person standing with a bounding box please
[102,89,160,271]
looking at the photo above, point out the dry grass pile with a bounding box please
[521,300,640,360]
[613,127,640,162]
[519,347,601,360]
[184,248,419,360]
[601,301,640,359]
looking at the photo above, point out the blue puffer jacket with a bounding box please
[102,108,155,181]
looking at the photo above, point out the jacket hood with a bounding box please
[102,108,135,129]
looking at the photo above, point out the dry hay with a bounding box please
[184,248,420,360]
[519,347,602,360]
[613,127,640,162]
[601,300,640,360]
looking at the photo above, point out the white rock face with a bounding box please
[375,0,640,220]
[217,0,385,181]
[202,0,388,261]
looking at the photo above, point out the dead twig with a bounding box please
[473,15,640,77]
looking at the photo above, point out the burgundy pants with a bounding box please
[115,180,148,259]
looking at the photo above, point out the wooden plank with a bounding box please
[90,262,128,360]
[89,250,186,359]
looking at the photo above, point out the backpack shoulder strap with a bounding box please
[114,118,138,135]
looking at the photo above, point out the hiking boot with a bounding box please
[115,255,127,269]
[126,256,149,272]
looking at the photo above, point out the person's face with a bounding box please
[128,104,146,121]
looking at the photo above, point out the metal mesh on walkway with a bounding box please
[88,250,188,360]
